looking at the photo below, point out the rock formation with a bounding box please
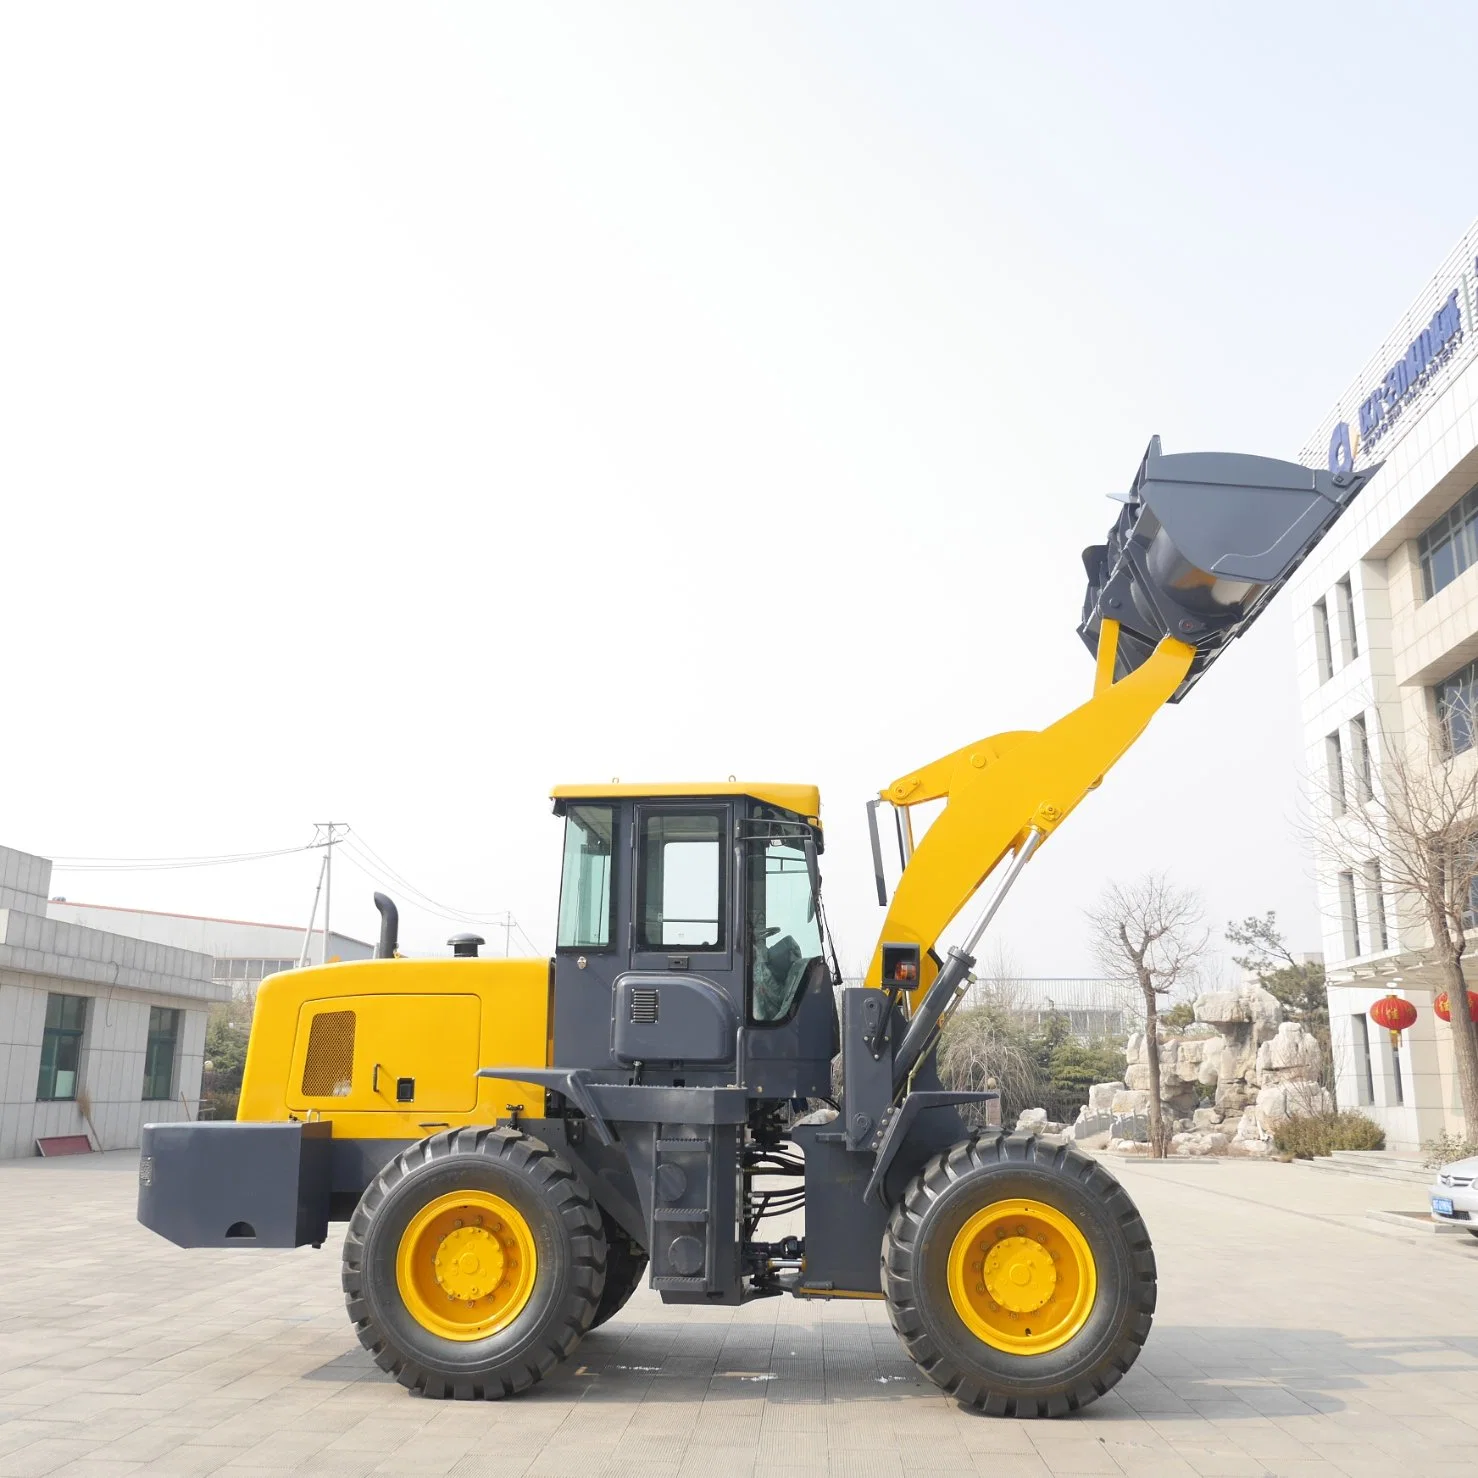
[1069,982,1328,1155]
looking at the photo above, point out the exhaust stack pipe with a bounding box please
[373,892,399,959]
[1079,437,1380,701]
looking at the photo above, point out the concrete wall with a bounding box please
[0,846,52,916]
[0,974,209,1157]
[0,843,224,1159]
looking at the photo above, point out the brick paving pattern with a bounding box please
[1,1151,1475,1477]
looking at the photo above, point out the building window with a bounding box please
[1434,659,1478,755]
[142,1007,181,1100]
[1350,713,1372,803]
[36,993,88,1102]
[1312,599,1333,683]
[1338,871,1361,958]
[1391,1040,1405,1106]
[1365,860,1388,951]
[1351,1013,1375,1105]
[1327,731,1346,816]
[1333,576,1359,663]
[1464,860,1478,931]
[1418,483,1478,599]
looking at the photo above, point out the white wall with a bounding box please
[1328,983,1448,1152]
[0,972,208,1158]
[0,845,52,916]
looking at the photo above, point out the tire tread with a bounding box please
[880,1132,1155,1417]
[340,1126,605,1400]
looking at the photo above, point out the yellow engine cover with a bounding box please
[238,957,551,1137]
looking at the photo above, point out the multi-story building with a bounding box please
[1,844,222,1159]
[1291,218,1478,1150]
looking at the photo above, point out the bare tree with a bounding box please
[1086,876,1208,1157]
[1307,699,1478,1134]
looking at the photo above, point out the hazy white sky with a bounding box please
[3,3,1474,982]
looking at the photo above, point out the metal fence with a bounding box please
[964,977,1142,1038]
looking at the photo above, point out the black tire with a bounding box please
[882,1133,1155,1417]
[342,1126,606,1399]
[589,1214,648,1330]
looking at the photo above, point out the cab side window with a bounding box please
[557,804,616,950]
[638,810,725,950]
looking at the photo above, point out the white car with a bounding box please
[1430,1154,1478,1237]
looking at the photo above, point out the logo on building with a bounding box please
[1327,283,1465,475]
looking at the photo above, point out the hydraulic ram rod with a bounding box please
[890,826,1044,1095]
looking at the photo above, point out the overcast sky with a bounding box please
[2,3,1474,984]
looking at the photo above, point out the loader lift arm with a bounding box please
[863,619,1193,1001]
[865,436,1380,1089]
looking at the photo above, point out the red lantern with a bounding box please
[1369,993,1418,1049]
[1433,989,1478,1024]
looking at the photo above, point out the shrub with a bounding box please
[1045,1039,1128,1122]
[939,1001,1128,1126]
[1273,1110,1384,1159]
[1421,1132,1478,1169]
[198,1086,240,1121]
[939,1000,1040,1126]
[1159,1000,1195,1032]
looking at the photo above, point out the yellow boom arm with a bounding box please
[863,622,1195,995]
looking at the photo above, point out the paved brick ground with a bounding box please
[1,1150,1475,1478]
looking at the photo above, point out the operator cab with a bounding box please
[548,783,839,1097]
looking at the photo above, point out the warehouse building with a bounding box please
[47,900,374,995]
[1291,218,1478,1150]
[0,844,223,1159]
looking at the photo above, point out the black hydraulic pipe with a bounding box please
[373,892,399,959]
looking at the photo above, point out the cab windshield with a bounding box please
[745,808,824,1022]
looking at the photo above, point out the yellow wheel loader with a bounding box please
[138,440,1374,1414]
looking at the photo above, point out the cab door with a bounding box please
[629,803,733,978]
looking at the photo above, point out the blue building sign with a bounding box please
[1327,282,1465,475]
[1357,288,1462,444]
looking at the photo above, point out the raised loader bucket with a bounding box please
[1079,436,1380,700]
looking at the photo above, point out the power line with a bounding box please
[338,835,545,951]
[46,825,547,952]
[337,847,522,933]
[50,844,314,873]
[343,834,524,929]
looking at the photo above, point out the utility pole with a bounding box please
[298,854,327,968]
[502,912,513,957]
[311,823,347,966]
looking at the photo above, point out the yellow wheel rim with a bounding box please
[947,1198,1097,1355]
[395,1190,537,1341]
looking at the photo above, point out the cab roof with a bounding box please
[550,781,821,825]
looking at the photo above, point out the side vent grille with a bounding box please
[630,987,660,1024]
[302,1010,356,1096]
